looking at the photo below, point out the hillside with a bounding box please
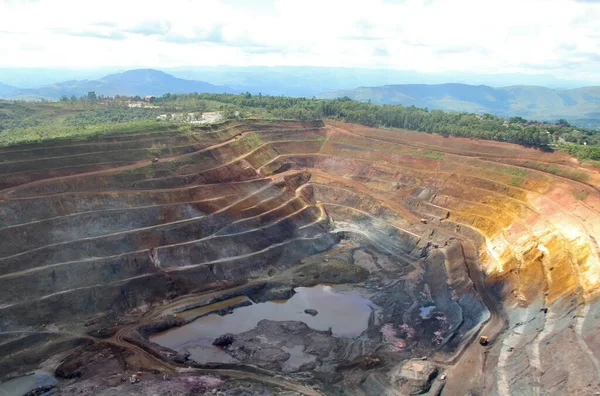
[2,69,236,99]
[2,69,600,129]
[319,83,600,127]
[2,93,599,162]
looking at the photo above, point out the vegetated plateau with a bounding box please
[0,94,599,396]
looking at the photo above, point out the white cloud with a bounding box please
[0,0,599,82]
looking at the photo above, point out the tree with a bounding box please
[509,116,528,124]
[70,95,77,102]
[87,91,97,102]
[60,95,69,102]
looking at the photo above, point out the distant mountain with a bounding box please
[1,66,595,94]
[2,68,600,128]
[0,67,124,89]
[0,83,18,98]
[5,69,236,99]
[318,83,600,127]
[165,66,594,97]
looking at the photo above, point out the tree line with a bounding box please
[3,92,598,161]
[157,93,600,151]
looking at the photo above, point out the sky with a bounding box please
[1,0,600,83]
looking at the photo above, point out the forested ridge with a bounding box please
[160,93,600,160]
[1,92,599,161]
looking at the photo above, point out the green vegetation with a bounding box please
[64,107,163,127]
[0,99,166,146]
[182,93,576,149]
[557,143,600,161]
[0,97,218,146]
[504,168,528,177]
[573,190,589,201]
[242,132,265,148]
[0,118,172,146]
[474,163,528,178]
[419,149,445,160]
[318,84,600,131]
[517,160,589,183]
[1,93,598,166]
[508,177,524,187]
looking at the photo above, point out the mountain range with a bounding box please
[0,83,18,98]
[1,69,235,100]
[1,66,594,94]
[318,83,600,127]
[163,66,599,97]
[0,69,599,128]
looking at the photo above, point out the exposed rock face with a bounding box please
[248,283,296,303]
[0,119,599,395]
[0,121,336,330]
[55,342,132,380]
[221,320,345,372]
[389,359,439,395]
[212,333,235,347]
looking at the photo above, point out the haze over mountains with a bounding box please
[0,68,599,128]
[319,83,600,128]
[0,83,18,98]
[1,69,235,99]
[0,66,594,92]
[165,66,590,97]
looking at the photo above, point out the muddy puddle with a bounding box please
[151,285,374,364]
[0,372,56,396]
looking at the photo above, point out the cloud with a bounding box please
[343,18,384,41]
[0,0,598,84]
[435,46,489,55]
[164,24,225,44]
[373,48,389,57]
[557,43,578,52]
[92,21,118,28]
[401,39,432,48]
[582,53,600,62]
[520,61,582,71]
[126,20,172,36]
[242,45,288,55]
[52,28,127,41]
[18,42,44,51]
[344,35,383,41]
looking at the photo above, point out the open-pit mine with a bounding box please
[1,120,599,395]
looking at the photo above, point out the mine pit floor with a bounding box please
[151,284,376,364]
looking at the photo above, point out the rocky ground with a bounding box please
[1,119,599,395]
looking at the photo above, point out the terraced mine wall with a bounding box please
[0,121,335,328]
[0,119,599,395]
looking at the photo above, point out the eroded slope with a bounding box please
[0,119,599,395]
